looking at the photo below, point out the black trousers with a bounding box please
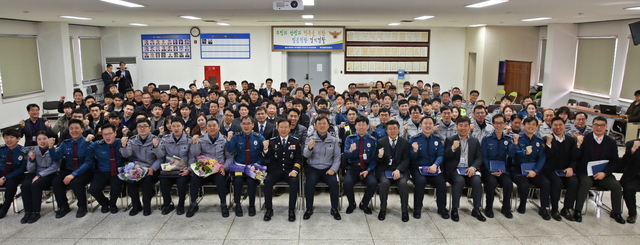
[52,170,93,209]
[446,173,482,209]
[189,172,228,205]
[89,171,123,208]
[623,176,640,216]
[21,173,55,213]
[0,174,25,213]
[304,167,339,210]
[377,171,409,212]
[410,166,447,212]
[232,175,258,206]
[127,173,158,211]
[343,168,377,206]
[264,169,299,210]
[512,173,551,209]
[159,175,190,206]
[543,171,579,210]
[576,175,623,214]
[481,170,513,210]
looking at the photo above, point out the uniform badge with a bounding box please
[434,141,438,146]
[181,146,187,150]
[254,141,258,145]
[536,142,540,147]
[504,141,508,145]
[18,156,23,161]
[367,143,371,148]
[288,145,296,150]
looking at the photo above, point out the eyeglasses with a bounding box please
[593,123,607,128]
[493,121,506,125]
[137,125,150,128]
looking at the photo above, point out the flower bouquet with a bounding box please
[229,162,267,181]
[117,162,148,183]
[190,155,223,178]
[161,156,187,171]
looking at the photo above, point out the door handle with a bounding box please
[305,74,309,80]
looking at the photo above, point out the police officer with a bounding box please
[343,116,378,215]
[0,128,29,219]
[306,108,339,139]
[409,116,448,220]
[226,115,265,217]
[154,117,192,215]
[302,116,341,220]
[480,114,514,219]
[188,118,233,218]
[371,108,391,140]
[87,124,125,214]
[21,130,59,223]
[263,119,302,222]
[121,118,162,216]
[50,119,95,218]
[375,120,411,222]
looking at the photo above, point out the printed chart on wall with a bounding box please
[141,34,191,60]
[272,26,345,51]
[200,33,250,59]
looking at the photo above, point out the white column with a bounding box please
[541,23,578,109]
[37,22,74,101]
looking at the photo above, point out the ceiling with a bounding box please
[2,0,640,28]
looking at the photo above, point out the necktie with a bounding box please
[282,138,286,146]
[110,145,118,176]
[245,135,251,165]
[260,124,264,135]
[359,137,365,170]
[320,135,325,142]
[3,150,13,176]
[596,137,603,144]
[72,141,79,171]
[391,138,396,150]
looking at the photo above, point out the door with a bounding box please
[466,53,476,95]
[204,66,221,90]
[504,60,531,104]
[287,52,331,92]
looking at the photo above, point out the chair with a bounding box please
[578,101,590,108]
[158,84,171,92]
[511,104,523,112]
[260,178,304,211]
[199,177,233,207]
[300,171,342,210]
[491,90,506,103]
[508,92,518,104]
[533,91,542,100]
[88,85,104,102]
[42,101,60,120]
[593,105,600,110]
[0,187,21,214]
[567,99,577,106]
[487,104,501,114]
[88,184,129,212]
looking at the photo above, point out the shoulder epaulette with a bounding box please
[252,132,261,137]
[290,136,300,141]
[19,147,29,154]
[234,131,243,136]
[367,135,376,141]
[410,133,422,139]
[96,139,106,144]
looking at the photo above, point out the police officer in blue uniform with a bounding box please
[371,108,391,140]
[480,114,514,219]
[226,115,265,217]
[409,116,449,220]
[87,124,125,214]
[343,116,378,215]
[0,128,29,218]
[50,119,95,218]
[154,117,192,216]
[262,118,302,222]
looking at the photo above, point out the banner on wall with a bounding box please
[272,26,345,51]
[141,34,191,60]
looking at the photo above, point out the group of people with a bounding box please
[1,65,639,226]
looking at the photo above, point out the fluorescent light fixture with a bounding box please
[414,15,435,20]
[468,24,487,27]
[466,0,509,8]
[305,22,314,25]
[128,23,148,26]
[100,0,144,8]
[624,6,640,10]
[59,15,92,20]
[521,17,551,22]
[388,23,401,26]
[180,16,201,20]
[303,0,315,6]
[301,15,314,19]
[216,22,230,26]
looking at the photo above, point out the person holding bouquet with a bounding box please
[226,115,265,217]
[262,118,302,222]
[154,117,193,215]
[120,118,162,216]
[188,118,234,218]
[87,124,125,214]
[20,130,59,223]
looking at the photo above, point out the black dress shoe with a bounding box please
[162,203,175,215]
[438,209,450,219]
[359,202,372,214]
[235,205,243,217]
[451,209,459,222]
[110,206,118,214]
[21,212,31,224]
[378,210,386,221]
[401,212,409,222]
[248,206,256,217]
[176,205,185,215]
[330,208,341,220]
[143,209,152,216]
[560,208,574,221]
[264,208,273,221]
[77,207,89,217]
[610,213,626,224]
[221,204,230,218]
[288,209,296,222]
[550,209,562,221]
[129,207,142,216]
[574,212,582,222]
[346,203,356,214]
[303,209,313,220]
[186,205,199,218]
[539,208,551,220]
[501,208,513,219]
[484,208,494,218]
[517,205,526,214]
[472,209,486,222]
[413,210,421,219]
[100,205,110,214]
[27,212,40,224]
[56,206,71,219]
[627,215,637,224]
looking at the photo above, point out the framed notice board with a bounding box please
[141,34,191,60]
[200,33,251,59]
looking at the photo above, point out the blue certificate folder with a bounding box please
[489,161,506,173]
[384,171,404,179]
[555,170,567,177]
[418,166,440,176]
[457,167,479,176]
[587,160,608,176]
[520,162,536,176]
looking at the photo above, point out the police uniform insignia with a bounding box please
[18,156,23,161]
[181,146,188,150]
[536,142,540,147]
[234,132,242,136]
[288,145,296,150]
[504,141,508,145]
[254,141,258,145]
[367,143,371,148]
[434,141,438,146]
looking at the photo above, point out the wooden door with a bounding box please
[504,60,531,104]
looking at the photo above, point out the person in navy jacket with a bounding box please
[0,128,29,219]
[343,116,378,215]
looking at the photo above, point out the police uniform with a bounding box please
[342,133,378,213]
[303,132,341,219]
[402,120,421,139]
[50,136,94,217]
[511,132,550,215]
[408,132,447,218]
[0,144,29,217]
[121,134,162,215]
[536,122,553,139]
[21,147,60,220]
[480,132,514,217]
[226,131,265,216]
[372,123,388,140]
[154,133,192,214]
[262,135,302,221]
[87,139,125,214]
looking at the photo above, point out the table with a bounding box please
[567,106,628,134]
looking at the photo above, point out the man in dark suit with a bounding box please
[259,78,277,101]
[375,120,411,222]
[621,138,640,223]
[254,107,275,139]
[443,116,485,222]
[101,64,118,94]
[115,62,133,94]
[574,116,625,224]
